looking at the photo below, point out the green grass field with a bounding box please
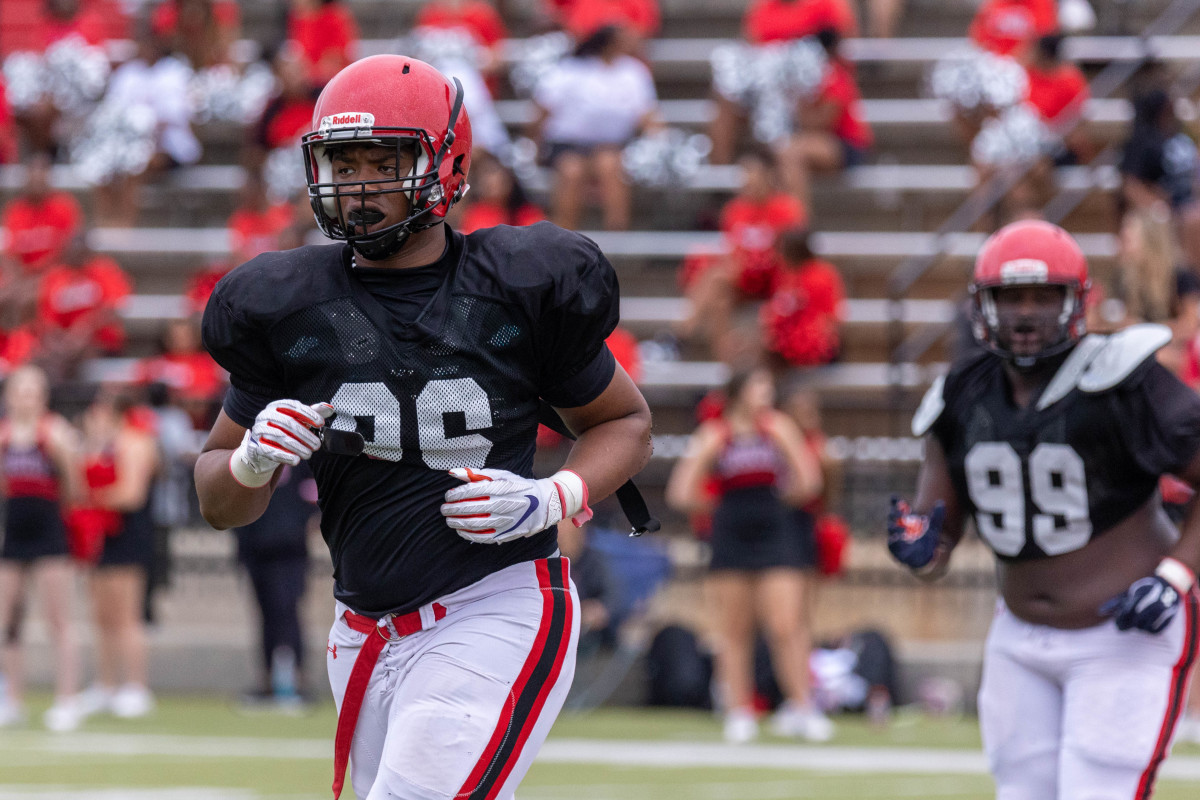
[2,696,1199,799]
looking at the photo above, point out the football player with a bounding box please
[194,55,653,800]
[889,219,1200,799]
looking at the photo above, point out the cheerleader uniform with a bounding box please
[708,420,810,572]
[0,418,68,562]
[85,449,154,570]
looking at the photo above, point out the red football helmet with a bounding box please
[970,219,1090,369]
[301,55,473,259]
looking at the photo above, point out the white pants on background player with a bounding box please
[979,595,1200,799]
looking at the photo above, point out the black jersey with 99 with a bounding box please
[202,223,619,615]
[925,338,1200,561]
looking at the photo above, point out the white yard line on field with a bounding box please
[5,734,1200,781]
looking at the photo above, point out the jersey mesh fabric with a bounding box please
[204,224,619,614]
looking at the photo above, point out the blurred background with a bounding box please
[3,0,1200,793]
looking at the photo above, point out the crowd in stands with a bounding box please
[4,0,1200,740]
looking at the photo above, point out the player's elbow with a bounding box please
[629,407,654,475]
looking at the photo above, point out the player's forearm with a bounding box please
[561,409,653,504]
[194,448,275,530]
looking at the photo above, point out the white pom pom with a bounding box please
[2,52,45,110]
[971,103,1053,166]
[509,32,573,97]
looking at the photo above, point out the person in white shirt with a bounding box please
[531,24,662,230]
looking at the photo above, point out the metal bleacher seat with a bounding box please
[78,226,1117,262]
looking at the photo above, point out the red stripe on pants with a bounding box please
[481,558,574,799]
[455,559,572,800]
[1135,588,1200,799]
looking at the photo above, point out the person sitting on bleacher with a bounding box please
[531,22,662,231]
[679,144,806,351]
[1023,33,1091,163]
[969,0,1058,58]
[416,0,507,86]
[454,153,546,234]
[710,0,857,165]
[779,28,872,210]
[248,42,319,183]
[1,153,81,278]
[7,0,130,156]
[94,26,201,227]
[554,0,661,46]
[744,0,857,44]
[134,318,225,432]
[287,0,360,89]
[761,227,845,368]
[35,231,131,381]
[150,0,240,69]
[226,169,295,266]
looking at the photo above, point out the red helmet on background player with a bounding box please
[301,55,473,260]
[970,219,1090,369]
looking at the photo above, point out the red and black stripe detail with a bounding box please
[1135,587,1200,799]
[456,558,574,800]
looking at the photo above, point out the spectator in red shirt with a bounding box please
[559,0,660,40]
[416,0,508,80]
[761,227,845,368]
[722,146,809,297]
[227,170,295,266]
[744,0,857,44]
[969,0,1058,58]
[779,29,873,209]
[9,1,127,155]
[151,0,240,68]
[135,318,225,429]
[711,0,858,165]
[248,43,319,172]
[1,153,82,277]
[38,0,126,48]
[184,261,232,315]
[455,154,545,234]
[680,145,807,351]
[36,232,131,380]
[1024,33,1092,163]
[287,0,359,89]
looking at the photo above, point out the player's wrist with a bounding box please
[912,542,951,580]
[229,432,278,489]
[550,469,593,526]
[1155,557,1196,593]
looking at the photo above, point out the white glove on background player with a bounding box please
[441,467,593,544]
[229,400,335,488]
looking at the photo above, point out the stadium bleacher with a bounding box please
[7,0,1200,702]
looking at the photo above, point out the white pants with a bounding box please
[327,557,580,800]
[978,594,1199,800]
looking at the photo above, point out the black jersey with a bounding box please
[918,326,1200,561]
[202,223,619,615]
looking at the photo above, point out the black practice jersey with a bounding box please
[920,329,1200,561]
[202,223,619,615]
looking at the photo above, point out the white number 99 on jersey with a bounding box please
[964,441,1092,557]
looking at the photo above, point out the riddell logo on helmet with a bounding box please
[320,112,375,131]
[999,258,1049,283]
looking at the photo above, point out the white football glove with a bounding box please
[229,400,335,488]
[441,467,593,544]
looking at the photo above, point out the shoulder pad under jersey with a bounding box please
[1078,323,1172,393]
[911,374,946,437]
[1035,323,1171,409]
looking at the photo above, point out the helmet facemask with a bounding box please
[972,282,1084,371]
[301,77,469,261]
